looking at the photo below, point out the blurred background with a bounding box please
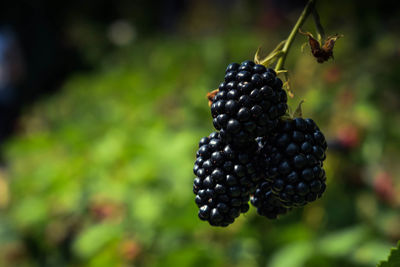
[0,0,399,266]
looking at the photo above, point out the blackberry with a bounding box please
[258,118,328,207]
[193,132,261,226]
[251,181,290,219]
[210,60,288,144]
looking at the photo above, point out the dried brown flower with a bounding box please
[299,29,342,63]
[206,89,219,106]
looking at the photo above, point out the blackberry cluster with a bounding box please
[251,181,290,219]
[210,60,288,144]
[193,60,328,226]
[193,132,261,226]
[258,118,327,208]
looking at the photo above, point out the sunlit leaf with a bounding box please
[377,242,400,267]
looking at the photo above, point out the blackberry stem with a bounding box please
[275,0,315,72]
[312,4,325,43]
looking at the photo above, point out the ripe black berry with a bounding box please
[257,118,328,208]
[251,181,290,219]
[211,60,288,144]
[193,132,261,226]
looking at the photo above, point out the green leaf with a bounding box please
[269,241,313,267]
[318,225,367,257]
[293,100,305,118]
[73,223,122,259]
[377,241,400,267]
[351,240,393,266]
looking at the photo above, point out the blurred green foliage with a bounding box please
[378,242,400,267]
[1,5,400,266]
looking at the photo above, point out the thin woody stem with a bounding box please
[275,0,315,72]
[312,4,325,43]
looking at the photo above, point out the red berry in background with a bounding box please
[374,171,396,205]
[337,124,360,149]
[120,239,141,261]
[90,200,124,221]
[323,66,341,84]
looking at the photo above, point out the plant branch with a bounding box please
[312,4,325,43]
[274,0,315,72]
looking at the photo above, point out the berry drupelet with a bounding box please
[210,60,288,144]
[193,132,261,226]
[251,181,290,219]
[258,118,328,208]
